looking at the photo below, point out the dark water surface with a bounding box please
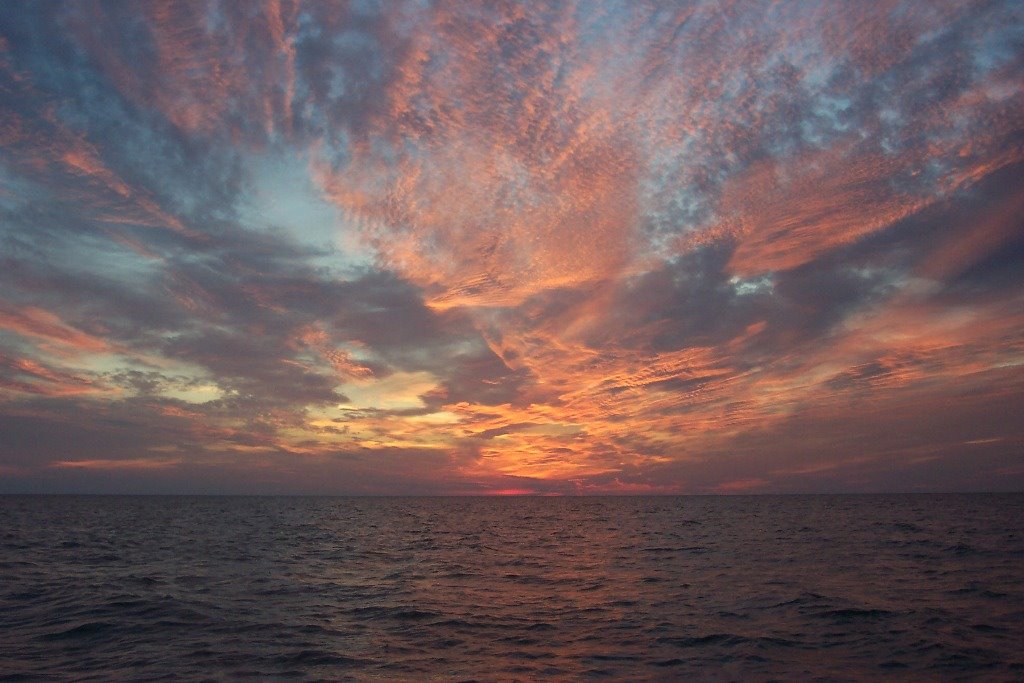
[1,494,1022,681]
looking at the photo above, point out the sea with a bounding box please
[1,494,1021,681]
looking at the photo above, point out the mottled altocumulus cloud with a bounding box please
[1,0,1022,494]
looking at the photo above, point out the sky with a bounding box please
[0,0,1022,495]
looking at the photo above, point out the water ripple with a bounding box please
[1,494,1022,680]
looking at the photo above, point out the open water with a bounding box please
[1,494,1022,681]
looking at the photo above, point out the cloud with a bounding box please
[1,0,1022,493]
[0,305,111,356]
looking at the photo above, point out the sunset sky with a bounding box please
[1,0,1022,494]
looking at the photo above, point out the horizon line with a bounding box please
[2,490,1021,498]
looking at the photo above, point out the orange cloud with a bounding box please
[50,458,181,470]
[0,306,110,356]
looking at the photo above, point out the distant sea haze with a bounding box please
[1,494,1022,680]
